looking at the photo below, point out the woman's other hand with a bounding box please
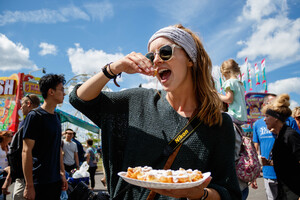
[148,176,220,199]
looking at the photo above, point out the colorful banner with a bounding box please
[261,59,266,84]
[246,58,253,91]
[241,73,247,92]
[0,74,19,131]
[254,63,260,85]
[245,92,270,125]
[261,58,268,93]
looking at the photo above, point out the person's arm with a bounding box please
[218,89,234,104]
[2,166,11,195]
[76,54,154,101]
[86,151,90,164]
[22,138,35,200]
[254,143,260,155]
[60,147,68,191]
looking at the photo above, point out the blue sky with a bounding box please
[1,0,300,116]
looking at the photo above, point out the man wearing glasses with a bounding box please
[22,74,68,200]
[13,94,40,200]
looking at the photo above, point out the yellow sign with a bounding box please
[23,82,41,95]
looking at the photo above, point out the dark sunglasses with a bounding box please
[26,94,33,103]
[295,116,300,120]
[145,44,181,64]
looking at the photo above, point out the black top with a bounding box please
[23,107,62,184]
[72,138,85,163]
[272,124,300,195]
[69,86,241,200]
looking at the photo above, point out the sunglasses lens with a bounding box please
[145,53,155,63]
[159,45,173,61]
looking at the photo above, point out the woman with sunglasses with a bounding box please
[70,24,241,200]
[0,130,13,199]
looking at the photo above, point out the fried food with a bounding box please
[125,166,203,183]
[153,69,158,77]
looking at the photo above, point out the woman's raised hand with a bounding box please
[111,52,155,76]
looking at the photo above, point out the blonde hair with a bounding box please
[262,94,292,121]
[220,59,242,80]
[175,24,222,126]
[292,106,300,118]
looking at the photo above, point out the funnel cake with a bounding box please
[125,166,203,183]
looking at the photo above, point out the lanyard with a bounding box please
[166,114,201,155]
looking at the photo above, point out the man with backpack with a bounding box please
[9,94,40,200]
[22,74,68,200]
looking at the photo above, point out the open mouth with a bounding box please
[158,69,171,81]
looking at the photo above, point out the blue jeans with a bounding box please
[242,187,249,200]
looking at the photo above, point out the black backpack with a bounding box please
[7,109,42,181]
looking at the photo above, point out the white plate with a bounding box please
[118,171,211,189]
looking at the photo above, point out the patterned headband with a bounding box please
[147,26,197,65]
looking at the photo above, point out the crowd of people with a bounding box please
[0,24,299,200]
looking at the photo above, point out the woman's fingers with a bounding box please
[120,52,154,75]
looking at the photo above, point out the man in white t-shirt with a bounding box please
[62,130,79,174]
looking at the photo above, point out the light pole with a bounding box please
[28,67,46,75]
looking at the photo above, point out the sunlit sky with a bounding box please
[1,0,300,120]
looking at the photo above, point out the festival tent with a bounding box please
[56,109,100,134]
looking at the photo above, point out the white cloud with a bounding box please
[83,2,114,22]
[238,0,281,21]
[153,0,208,23]
[0,33,37,71]
[268,77,300,95]
[67,43,124,75]
[236,0,300,71]
[290,100,299,110]
[237,16,300,62]
[0,5,90,26]
[39,42,57,56]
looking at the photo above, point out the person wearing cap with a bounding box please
[69,24,241,200]
[292,107,300,130]
[262,94,300,199]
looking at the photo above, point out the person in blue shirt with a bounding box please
[252,94,300,200]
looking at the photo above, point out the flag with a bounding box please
[261,58,267,92]
[261,59,266,84]
[254,63,260,85]
[246,58,253,91]
[242,73,247,92]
